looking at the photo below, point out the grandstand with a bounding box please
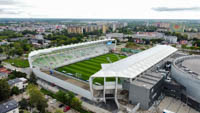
[29,39,116,69]
[29,39,117,100]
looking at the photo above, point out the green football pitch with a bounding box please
[56,53,126,84]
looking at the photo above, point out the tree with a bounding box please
[26,84,48,113]
[55,90,75,106]
[8,70,27,80]
[23,110,31,113]
[36,98,48,113]
[54,109,64,113]
[0,79,11,101]
[8,74,15,79]
[22,30,37,35]
[70,97,82,111]
[150,39,164,44]
[15,47,23,56]
[193,40,200,47]
[181,44,187,49]
[55,90,66,102]
[0,47,3,53]
[66,91,75,105]
[19,98,29,110]
[11,86,20,95]
[29,72,37,84]
[182,34,188,40]
[22,44,31,52]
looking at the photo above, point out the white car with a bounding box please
[50,99,56,104]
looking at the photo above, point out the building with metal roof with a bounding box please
[90,45,177,79]
[0,100,19,113]
[8,78,28,90]
[89,45,177,109]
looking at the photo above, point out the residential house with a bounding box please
[8,78,28,90]
[0,100,19,113]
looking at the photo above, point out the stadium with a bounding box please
[171,55,200,104]
[28,39,118,100]
[28,39,186,111]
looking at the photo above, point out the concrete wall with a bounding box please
[129,84,150,110]
[33,68,92,100]
[128,77,163,110]
[122,79,130,90]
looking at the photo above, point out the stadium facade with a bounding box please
[30,39,199,110]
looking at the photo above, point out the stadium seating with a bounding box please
[31,42,113,69]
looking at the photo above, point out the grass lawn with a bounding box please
[56,53,126,84]
[4,58,30,68]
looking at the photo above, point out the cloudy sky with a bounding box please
[0,0,200,19]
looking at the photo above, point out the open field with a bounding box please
[4,58,30,68]
[56,53,126,84]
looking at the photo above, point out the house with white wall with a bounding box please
[8,78,28,90]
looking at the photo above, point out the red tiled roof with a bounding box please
[0,67,11,74]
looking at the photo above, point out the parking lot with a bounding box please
[46,96,77,113]
[158,96,200,113]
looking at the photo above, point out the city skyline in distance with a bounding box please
[0,0,200,19]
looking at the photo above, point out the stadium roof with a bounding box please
[29,39,115,57]
[91,45,177,79]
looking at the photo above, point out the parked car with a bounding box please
[59,104,64,108]
[63,106,70,112]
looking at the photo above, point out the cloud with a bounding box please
[0,0,20,5]
[0,8,23,14]
[152,7,200,12]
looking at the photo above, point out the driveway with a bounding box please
[2,62,32,78]
[12,92,29,102]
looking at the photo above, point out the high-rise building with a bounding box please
[112,24,116,32]
[67,26,83,34]
[102,25,107,34]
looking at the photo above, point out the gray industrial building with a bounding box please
[129,72,163,109]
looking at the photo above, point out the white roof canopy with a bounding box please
[29,39,115,58]
[91,45,177,79]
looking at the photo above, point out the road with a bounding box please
[2,62,32,78]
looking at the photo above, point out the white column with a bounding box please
[115,77,120,109]
[89,77,94,100]
[103,77,106,103]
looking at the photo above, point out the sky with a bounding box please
[0,0,200,19]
